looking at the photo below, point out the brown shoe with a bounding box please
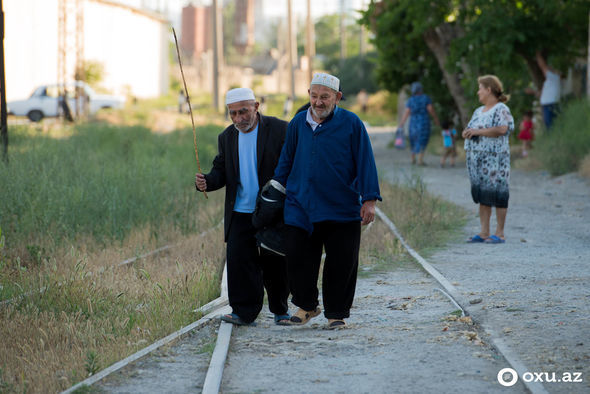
[289,307,321,325]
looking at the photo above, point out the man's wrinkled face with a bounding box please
[228,100,259,132]
[309,85,342,120]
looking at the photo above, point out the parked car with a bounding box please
[7,81,126,122]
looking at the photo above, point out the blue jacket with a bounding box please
[274,107,381,233]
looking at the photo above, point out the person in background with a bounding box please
[518,110,535,157]
[440,119,457,168]
[195,88,290,326]
[273,73,381,330]
[178,89,186,114]
[283,96,293,118]
[398,82,440,165]
[536,51,561,130]
[357,88,369,113]
[462,75,514,244]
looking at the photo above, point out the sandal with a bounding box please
[288,307,321,325]
[327,319,346,330]
[274,313,291,326]
[466,234,486,243]
[485,235,506,244]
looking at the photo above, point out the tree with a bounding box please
[304,13,378,95]
[310,14,362,67]
[362,0,590,127]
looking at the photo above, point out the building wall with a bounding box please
[234,0,254,54]
[4,0,169,102]
[5,0,59,101]
[84,0,169,98]
[180,5,211,62]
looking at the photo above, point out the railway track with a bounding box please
[59,208,547,393]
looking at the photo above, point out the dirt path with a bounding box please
[96,128,589,393]
[370,129,590,393]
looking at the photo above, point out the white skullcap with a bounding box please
[225,88,256,105]
[311,72,340,91]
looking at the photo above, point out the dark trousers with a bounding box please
[285,221,361,320]
[226,212,289,323]
[542,103,559,130]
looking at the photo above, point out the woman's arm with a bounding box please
[399,107,410,127]
[462,125,508,139]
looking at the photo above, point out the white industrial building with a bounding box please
[4,0,169,102]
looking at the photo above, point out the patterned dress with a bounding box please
[406,94,433,154]
[464,103,514,208]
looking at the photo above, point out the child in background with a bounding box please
[440,120,457,167]
[518,110,534,157]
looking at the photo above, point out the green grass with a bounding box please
[534,99,590,175]
[0,123,221,255]
[0,120,226,392]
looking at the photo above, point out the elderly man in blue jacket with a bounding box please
[274,73,382,329]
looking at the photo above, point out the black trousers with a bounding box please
[285,221,361,320]
[226,212,290,323]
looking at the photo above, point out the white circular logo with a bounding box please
[497,368,519,387]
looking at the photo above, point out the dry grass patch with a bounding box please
[377,180,467,253]
[359,220,407,273]
[0,221,225,392]
[358,179,467,275]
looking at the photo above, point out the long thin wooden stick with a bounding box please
[172,27,207,198]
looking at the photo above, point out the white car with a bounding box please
[8,81,126,122]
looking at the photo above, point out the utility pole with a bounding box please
[75,0,86,118]
[359,0,367,57]
[277,20,283,93]
[339,0,346,68]
[287,0,295,100]
[0,0,7,162]
[212,0,223,112]
[359,0,367,80]
[587,10,590,98]
[305,0,315,86]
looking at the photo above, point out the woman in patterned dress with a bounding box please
[399,82,440,165]
[462,75,514,244]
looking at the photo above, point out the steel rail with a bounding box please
[61,265,229,393]
[375,206,549,394]
[202,263,231,394]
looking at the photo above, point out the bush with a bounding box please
[535,99,590,175]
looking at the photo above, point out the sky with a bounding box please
[116,0,369,22]
[261,0,369,18]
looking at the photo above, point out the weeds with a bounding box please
[0,367,15,392]
[0,123,222,257]
[0,120,225,392]
[84,351,100,377]
[534,99,590,175]
[377,179,468,253]
[198,340,216,356]
[358,179,468,275]
[0,229,224,392]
